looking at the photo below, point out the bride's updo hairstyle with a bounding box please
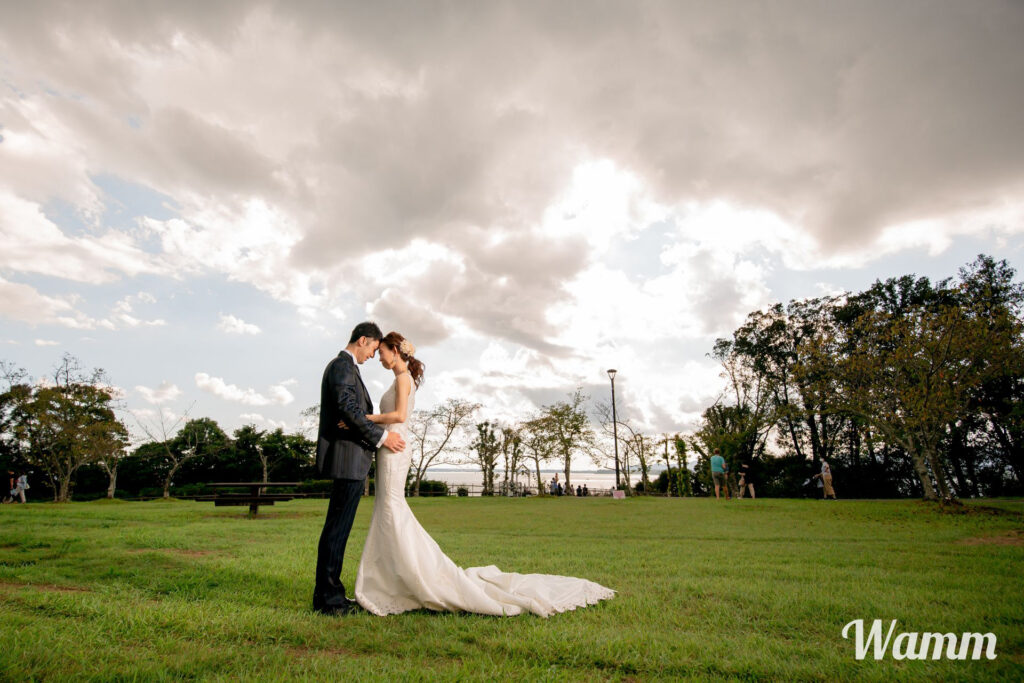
[381,331,424,387]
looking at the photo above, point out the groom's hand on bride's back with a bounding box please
[383,432,405,452]
[336,419,402,451]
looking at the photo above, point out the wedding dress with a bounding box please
[355,376,615,617]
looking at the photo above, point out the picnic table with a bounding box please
[203,482,302,516]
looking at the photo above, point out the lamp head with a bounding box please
[607,369,617,381]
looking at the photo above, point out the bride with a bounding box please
[352,331,615,617]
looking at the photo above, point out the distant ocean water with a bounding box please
[423,468,652,494]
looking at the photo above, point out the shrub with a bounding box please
[416,480,449,496]
[456,486,469,497]
[295,480,334,495]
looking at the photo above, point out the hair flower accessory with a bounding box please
[399,339,416,356]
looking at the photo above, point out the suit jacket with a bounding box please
[316,352,385,480]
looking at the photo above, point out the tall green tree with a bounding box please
[470,421,501,496]
[259,428,315,483]
[499,425,524,495]
[521,415,554,493]
[137,411,229,498]
[958,255,1024,490]
[539,388,594,494]
[660,435,692,497]
[1,355,128,502]
[808,296,1014,500]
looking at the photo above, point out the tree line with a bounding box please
[686,254,1023,500]
[2,255,1020,502]
[0,357,316,502]
[421,253,1024,502]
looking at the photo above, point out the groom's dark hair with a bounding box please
[349,321,383,344]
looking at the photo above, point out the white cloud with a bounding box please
[0,277,168,331]
[135,381,183,405]
[217,313,261,335]
[2,2,1023,437]
[34,339,59,346]
[0,190,166,283]
[0,276,93,328]
[107,294,167,329]
[239,412,287,429]
[194,372,295,406]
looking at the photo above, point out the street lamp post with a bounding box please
[608,369,620,490]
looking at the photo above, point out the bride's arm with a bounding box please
[362,373,413,425]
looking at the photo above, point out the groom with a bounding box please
[313,321,406,615]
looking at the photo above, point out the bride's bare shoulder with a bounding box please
[396,371,413,393]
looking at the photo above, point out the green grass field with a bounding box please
[1,496,1022,681]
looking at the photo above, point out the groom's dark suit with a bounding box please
[313,350,385,613]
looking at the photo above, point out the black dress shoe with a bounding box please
[314,600,363,616]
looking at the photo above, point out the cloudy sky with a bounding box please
[2,0,1023,446]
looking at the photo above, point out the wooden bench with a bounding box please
[204,482,302,516]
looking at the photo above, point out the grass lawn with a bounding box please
[1,495,1022,681]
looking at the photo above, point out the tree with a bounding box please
[233,424,266,485]
[593,400,631,491]
[499,424,524,495]
[1,355,128,502]
[672,435,693,496]
[0,362,29,474]
[298,404,320,438]
[657,434,692,497]
[625,431,655,493]
[958,255,1024,490]
[708,337,776,461]
[260,428,315,483]
[407,399,479,496]
[521,416,554,493]
[135,407,190,498]
[470,421,501,495]
[539,388,595,494]
[136,409,228,498]
[594,400,654,495]
[730,298,849,464]
[94,422,131,499]
[814,299,1010,501]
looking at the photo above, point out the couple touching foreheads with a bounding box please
[312,322,615,617]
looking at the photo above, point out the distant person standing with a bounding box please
[710,449,729,500]
[738,462,755,499]
[813,459,837,500]
[582,484,589,497]
[13,471,28,503]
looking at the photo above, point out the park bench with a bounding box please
[199,482,302,516]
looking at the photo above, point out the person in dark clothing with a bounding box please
[738,461,756,499]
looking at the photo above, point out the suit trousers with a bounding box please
[313,477,365,609]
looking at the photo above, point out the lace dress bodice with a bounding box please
[378,374,415,443]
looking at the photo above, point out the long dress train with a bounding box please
[355,378,615,617]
